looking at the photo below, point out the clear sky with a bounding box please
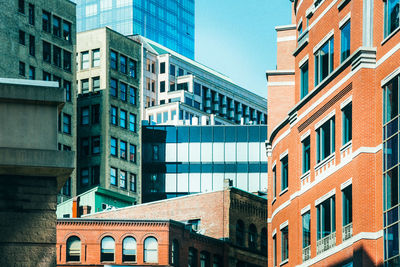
[195,1,293,99]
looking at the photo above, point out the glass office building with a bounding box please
[142,125,268,202]
[74,0,195,59]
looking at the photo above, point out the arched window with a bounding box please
[66,236,81,262]
[101,236,115,262]
[261,227,267,254]
[248,224,258,249]
[236,220,245,246]
[171,239,179,266]
[122,236,137,262]
[144,237,158,263]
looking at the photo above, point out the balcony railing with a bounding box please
[317,232,336,255]
[342,223,353,241]
[302,245,311,262]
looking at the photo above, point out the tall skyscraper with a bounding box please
[74,0,195,59]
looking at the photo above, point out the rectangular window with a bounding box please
[385,0,400,37]
[163,111,168,123]
[81,51,89,69]
[120,170,127,189]
[28,4,35,25]
[151,62,155,74]
[273,235,277,267]
[110,167,117,186]
[194,82,201,96]
[281,226,289,262]
[342,185,352,226]
[314,37,334,86]
[160,62,165,73]
[170,64,176,76]
[316,196,336,240]
[341,20,351,62]
[29,66,35,80]
[64,80,71,102]
[53,45,61,67]
[129,59,136,78]
[160,81,165,92]
[63,21,71,41]
[120,55,127,74]
[157,113,162,124]
[81,107,89,125]
[62,178,71,196]
[92,49,100,67]
[153,145,159,160]
[63,113,71,134]
[130,173,136,192]
[130,144,136,163]
[92,136,100,154]
[80,168,89,186]
[303,211,311,248]
[300,62,309,99]
[273,166,276,198]
[110,106,117,125]
[18,0,24,13]
[120,109,127,128]
[177,82,188,91]
[110,50,117,70]
[281,155,288,191]
[42,10,51,32]
[316,116,335,163]
[19,30,25,45]
[52,15,61,37]
[110,78,117,97]
[92,104,100,124]
[92,166,100,185]
[29,35,35,56]
[43,41,51,63]
[81,138,89,156]
[19,61,25,77]
[151,80,155,92]
[92,76,100,91]
[129,86,136,105]
[302,136,311,174]
[170,82,175,92]
[110,137,117,156]
[129,113,136,132]
[342,103,352,145]
[43,71,51,81]
[81,79,89,93]
[120,82,127,101]
[120,140,127,160]
[178,68,184,76]
[63,50,71,71]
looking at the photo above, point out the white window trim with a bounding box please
[341,178,352,190]
[280,149,289,160]
[301,204,311,215]
[297,17,303,30]
[313,29,334,54]
[315,188,336,206]
[339,12,351,29]
[272,228,277,237]
[381,66,400,87]
[301,129,311,141]
[299,54,309,68]
[280,220,289,230]
[315,110,336,129]
[272,160,277,169]
[340,95,352,109]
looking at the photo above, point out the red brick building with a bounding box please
[57,186,268,266]
[266,0,400,266]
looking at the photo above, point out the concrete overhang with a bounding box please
[265,70,295,81]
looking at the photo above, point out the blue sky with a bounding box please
[195,1,293,99]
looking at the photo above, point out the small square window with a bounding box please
[19,61,25,77]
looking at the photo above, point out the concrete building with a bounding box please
[141,125,268,203]
[74,27,141,208]
[81,185,268,266]
[73,0,195,59]
[0,79,74,266]
[130,35,268,126]
[0,0,77,202]
[265,0,400,266]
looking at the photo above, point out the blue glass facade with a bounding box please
[74,0,195,59]
[142,125,268,203]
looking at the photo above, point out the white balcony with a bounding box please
[342,222,353,241]
[302,246,311,262]
[317,232,336,255]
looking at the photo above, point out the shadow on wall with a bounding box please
[327,245,383,267]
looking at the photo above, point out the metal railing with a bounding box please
[317,232,336,255]
[302,246,311,262]
[342,222,353,241]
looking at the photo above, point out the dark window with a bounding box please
[19,30,25,45]
[52,16,61,37]
[101,236,115,262]
[81,138,89,156]
[110,167,117,186]
[63,50,72,71]
[81,107,89,125]
[384,0,400,37]
[110,106,117,125]
[315,37,334,86]
[178,68,184,76]
[18,0,24,14]
[64,80,71,102]
[53,45,61,67]
[130,144,136,163]
[177,82,188,91]
[29,66,35,80]
[129,59,136,78]
[120,140,127,160]
[302,211,311,249]
[66,236,81,262]
[120,82,127,101]
[248,224,258,250]
[129,86,136,105]
[122,237,137,262]
[160,62,165,73]
[120,170,127,189]
[170,64,175,76]
[316,116,335,163]
[110,78,117,97]
[130,173,136,192]
[151,62,155,74]
[302,136,310,174]
[194,82,201,96]
[171,240,179,266]
[317,196,336,240]
[188,247,197,267]
[92,104,100,124]
[342,103,352,145]
[42,10,51,32]
[200,251,210,267]
[160,81,165,92]
[110,50,117,70]
[120,109,127,128]
[80,168,89,186]
[43,41,51,63]
[341,20,351,62]
[92,76,100,91]
[129,113,136,132]
[300,62,309,99]
[110,137,117,156]
[120,55,127,74]
[62,177,71,196]
[28,4,35,25]
[63,113,71,134]
[63,21,71,41]
[29,35,35,56]
[273,235,277,267]
[169,82,175,92]
[342,185,352,227]
[92,136,100,154]
[261,228,267,255]
[281,226,289,261]
[281,155,288,191]
[236,220,245,246]
[19,61,25,76]
[92,166,100,185]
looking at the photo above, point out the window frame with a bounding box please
[281,154,289,192]
[316,115,335,164]
[314,36,334,86]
